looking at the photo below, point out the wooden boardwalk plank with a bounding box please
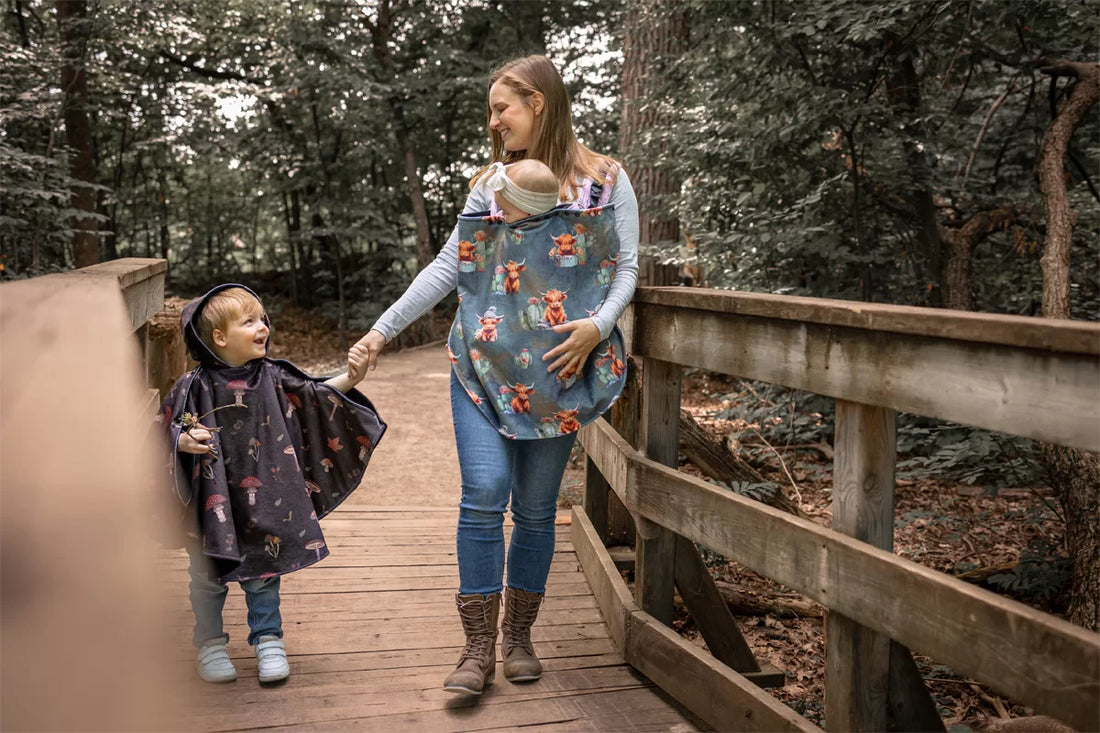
[168,508,705,732]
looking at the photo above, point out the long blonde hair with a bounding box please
[471,55,619,201]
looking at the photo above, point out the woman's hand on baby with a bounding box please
[544,318,600,375]
[348,330,386,381]
[178,426,214,455]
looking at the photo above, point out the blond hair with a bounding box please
[199,288,263,348]
[472,55,620,201]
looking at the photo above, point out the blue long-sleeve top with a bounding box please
[371,170,640,342]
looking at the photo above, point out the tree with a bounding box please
[619,0,688,283]
[1035,59,1100,631]
[56,0,97,267]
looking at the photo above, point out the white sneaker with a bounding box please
[255,635,289,683]
[197,639,237,683]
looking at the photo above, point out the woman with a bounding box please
[347,54,639,695]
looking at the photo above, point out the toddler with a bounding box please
[158,284,385,684]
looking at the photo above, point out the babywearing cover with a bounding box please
[447,177,627,439]
[158,284,387,582]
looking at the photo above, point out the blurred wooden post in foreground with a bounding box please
[0,259,183,731]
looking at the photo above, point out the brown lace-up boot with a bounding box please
[442,592,500,695]
[501,587,545,682]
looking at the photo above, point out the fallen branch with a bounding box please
[714,580,824,619]
[955,561,1017,583]
[679,410,805,518]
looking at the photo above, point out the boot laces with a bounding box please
[456,598,495,664]
[503,596,540,653]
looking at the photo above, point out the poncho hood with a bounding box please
[181,283,272,368]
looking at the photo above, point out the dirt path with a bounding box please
[350,341,461,507]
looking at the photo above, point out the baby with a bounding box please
[487,159,560,223]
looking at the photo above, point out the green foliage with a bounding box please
[1,0,621,324]
[897,419,1044,489]
[642,0,1099,314]
[712,382,834,448]
[986,542,1069,605]
[717,479,783,504]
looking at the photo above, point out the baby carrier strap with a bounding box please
[585,164,618,209]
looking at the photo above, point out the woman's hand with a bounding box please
[543,318,601,375]
[178,426,214,455]
[348,330,387,381]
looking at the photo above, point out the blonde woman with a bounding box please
[348,54,639,696]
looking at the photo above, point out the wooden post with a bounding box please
[583,455,610,544]
[826,400,895,732]
[636,356,681,625]
[607,355,640,545]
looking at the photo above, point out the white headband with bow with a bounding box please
[485,162,559,216]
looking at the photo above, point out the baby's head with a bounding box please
[491,159,559,223]
[199,287,270,366]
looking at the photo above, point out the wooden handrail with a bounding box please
[66,258,167,332]
[634,287,1100,355]
[630,291,1100,452]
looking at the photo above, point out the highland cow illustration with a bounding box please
[503,259,526,294]
[474,306,505,342]
[549,232,581,266]
[502,383,536,414]
[552,408,582,434]
[540,289,569,326]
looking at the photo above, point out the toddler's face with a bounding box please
[494,190,530,223]
[214,307,269,366]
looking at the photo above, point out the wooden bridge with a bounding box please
[1,258,1097,732]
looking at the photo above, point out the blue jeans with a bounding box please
[450,372,577,595]
[186,544,283,647]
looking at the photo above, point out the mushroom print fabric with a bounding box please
[158,284,387,582]
[446,175,626,439]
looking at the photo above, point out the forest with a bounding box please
[2,0,1098,725]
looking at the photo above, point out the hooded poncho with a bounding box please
[158,284,386,582]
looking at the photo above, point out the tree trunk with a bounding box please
[941,205,1020,311]
[1035,59,1100,631]
[885,48,944,306]
[56,0,98,268]
[619,0,688,283]
[368,0,433,270]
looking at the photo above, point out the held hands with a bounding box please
[348,330,386,381]
[544,318,600,375]
[178,426,214,455]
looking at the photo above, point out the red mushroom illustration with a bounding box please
[327,436,344,453]
[327,393,343,421]
[284,445,299,471]
[304,480,323,498]
[226,379,249,406]
[205,495,228,523]
[285,393,301,419]
[304,539,326,560]
[264,535,281,558]
[259,572,277,581]
[356,435,373,461]
[240,476,262,506]
[320,458,333,473]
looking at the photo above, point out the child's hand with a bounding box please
[178,426,214,455]
[348,330,386,381]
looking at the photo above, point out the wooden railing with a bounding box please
[575,287,1100,733]
[0,258,175,730]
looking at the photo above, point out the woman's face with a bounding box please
[489,81,540,153]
